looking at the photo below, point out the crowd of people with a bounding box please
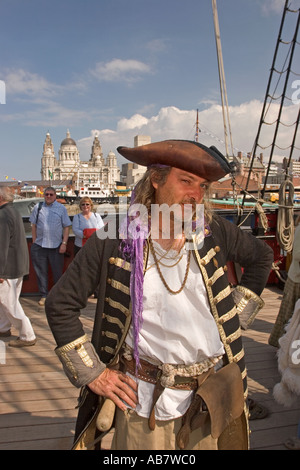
[0,186,104,347]
[0,138,299,450]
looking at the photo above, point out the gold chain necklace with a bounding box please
[145,242,184,272]
[148,236,191,295]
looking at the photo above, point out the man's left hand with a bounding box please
[59,243,67,254]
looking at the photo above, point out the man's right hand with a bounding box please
[88,368,138,411]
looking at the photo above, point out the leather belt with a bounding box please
[121,356,210,431]
[122,356,198,390]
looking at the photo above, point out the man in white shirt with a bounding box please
[45,140,273,450]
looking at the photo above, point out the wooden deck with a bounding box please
[0,286,299,450]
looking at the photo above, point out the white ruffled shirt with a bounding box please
[125,241,224,420]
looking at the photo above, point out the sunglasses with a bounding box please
[81,203,90,206]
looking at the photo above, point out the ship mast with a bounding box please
[212,0,234,157]
[243,0,300,201]
[194,108,200,142]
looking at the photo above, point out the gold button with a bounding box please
[108,257,115,264]
[215,246,220,252]
[107,277,112,284]
[201,259,206,266]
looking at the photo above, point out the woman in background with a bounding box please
[72,197,104,256]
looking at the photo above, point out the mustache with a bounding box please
[180,199,197,209]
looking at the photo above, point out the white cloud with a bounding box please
[89,59,152,83]
[2,65,298,166]
[146,38,168,53]
[4,68,62,98]
[117,114,149,131]
[259,0,286,15]
[78,102,300,166]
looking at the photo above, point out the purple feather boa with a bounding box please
[119,190,149,371]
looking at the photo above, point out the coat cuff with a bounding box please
[232,286,264,330]
[55,334,105,387]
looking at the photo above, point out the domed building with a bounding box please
[41,130,120,193]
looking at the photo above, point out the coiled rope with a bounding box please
[255,201,269,232]
[276,179,294,253]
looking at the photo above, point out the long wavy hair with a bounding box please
[132,166,214,223]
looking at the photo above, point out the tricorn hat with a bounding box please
[117,139,232,182]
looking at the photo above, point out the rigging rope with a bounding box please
[276,179,295,252]
[255,200,269,232]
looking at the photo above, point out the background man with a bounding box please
[30,187,71,306]
[0,186,36,347]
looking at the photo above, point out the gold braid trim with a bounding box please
[108,257,131,271]
[101,345,115,355]
[241,367,247,381]
[234,348,245,364]
[192,237,234,363]
[200,248,218,266]
[57,350,78,379]
[56,334,89,353]
[218,306,236,325]
[208,267,225,286]
[109,278,130,295]
[104,297,130,316]
[101,330,119,342]
[234,285,264,327]
[102,313,126,330]
[225,328,242,345]
[213,285,231,305]
[56,334,94,378]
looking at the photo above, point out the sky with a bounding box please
[0,0,299,182]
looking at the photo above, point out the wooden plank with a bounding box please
[0,387,79,404]
[0,379,75,394]
[244,286,300,450]
[0,420,76,445]
[0,397,78,414]
[0,290,299,451]
[0,437,74,450]
[0,296,96,450]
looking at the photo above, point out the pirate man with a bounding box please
[46,140,273,450]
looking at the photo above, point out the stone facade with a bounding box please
[41,131,120,192]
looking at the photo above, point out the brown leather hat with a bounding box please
[117,139,232,182]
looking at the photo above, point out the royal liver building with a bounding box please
[40,131,120,191]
